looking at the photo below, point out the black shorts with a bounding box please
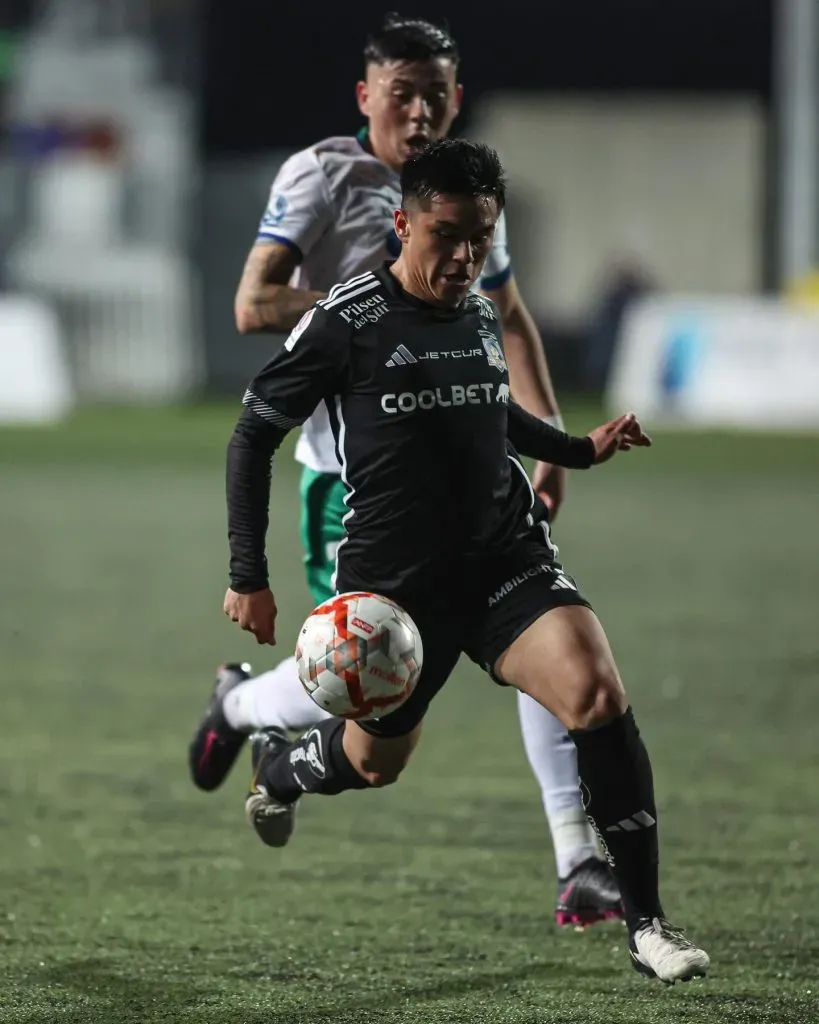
[339,528,592,738]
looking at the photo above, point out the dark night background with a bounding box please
[201,0,774,154]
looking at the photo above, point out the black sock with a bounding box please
[570,707,663,928]
[260,719,370,803]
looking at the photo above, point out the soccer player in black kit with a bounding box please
[222,138,710,984]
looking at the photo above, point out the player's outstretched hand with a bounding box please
[587,413,652,465]
[223,587,278,645]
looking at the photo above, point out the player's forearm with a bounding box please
[235,284,325,334]
[502,302,561,421]
[226,409,288,590]
[506,401,593,469]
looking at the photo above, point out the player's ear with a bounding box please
[394,208,410,243]
[356,79,370,117]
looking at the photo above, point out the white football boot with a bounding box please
[629,917,710,984]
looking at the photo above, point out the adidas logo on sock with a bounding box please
[606,809,656,833]
[386,344,417,367]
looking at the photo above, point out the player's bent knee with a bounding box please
[563,671,627,732]
[356,762,405,788]
[342,720,420,788]
[355,744,413,786]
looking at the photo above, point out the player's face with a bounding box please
[395,194,499,306]
[356,59,462,171]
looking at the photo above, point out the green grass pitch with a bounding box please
[1,404,818,1023]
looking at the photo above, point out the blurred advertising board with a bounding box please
[0,296,74,424]
[607,296,819,428]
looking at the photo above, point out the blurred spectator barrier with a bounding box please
[2,0,200,407]
[7,153,197,404]
[607,296,819,429]
[0,294,73,423]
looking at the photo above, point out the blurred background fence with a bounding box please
[1,0,818,427]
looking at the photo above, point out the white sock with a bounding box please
[516,689,600,878]
[222,656,332,734]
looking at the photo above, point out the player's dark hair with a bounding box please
[364,12,459,67]
[401,138,506,211]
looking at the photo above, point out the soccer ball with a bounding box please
[296,592,423,720]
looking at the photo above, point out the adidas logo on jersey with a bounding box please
[386,344,417,367]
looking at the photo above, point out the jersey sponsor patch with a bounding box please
[380,382,505,414]
[284,307,316,351]
[262,194,288,229]
[337,292,388,329]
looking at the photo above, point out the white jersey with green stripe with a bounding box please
[255,134,513,473]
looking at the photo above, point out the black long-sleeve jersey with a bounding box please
[227,263,594,598]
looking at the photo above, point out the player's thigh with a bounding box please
[494,604,627,730]
[299,468,345,605]
[471,547,625,730]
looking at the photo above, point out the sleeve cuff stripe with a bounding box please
[255,233,304,260]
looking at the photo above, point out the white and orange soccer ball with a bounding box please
[295,592,423,720]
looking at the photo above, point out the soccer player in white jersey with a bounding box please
[189,13,623,928]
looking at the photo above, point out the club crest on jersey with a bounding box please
[479,329,507,373]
